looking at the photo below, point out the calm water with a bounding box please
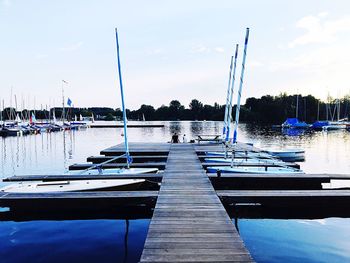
[1,121,350,263]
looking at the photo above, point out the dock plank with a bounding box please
[140,144,253,262]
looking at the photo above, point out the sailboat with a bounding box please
[282,95,309,129]
[0,29,157,194]
[0,179,146,193]
[206,28,304,174]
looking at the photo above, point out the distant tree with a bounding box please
[189,99,203,120]
[105,113,115,121]
[168,100,184,120]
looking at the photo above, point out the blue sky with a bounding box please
[1,0,350,109]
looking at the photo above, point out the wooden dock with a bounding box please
[4,142,350,262]
[140,144,253,262]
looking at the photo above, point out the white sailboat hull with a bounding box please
[205,157,283,164]
[68,167,158,175]
[205,151,273,159]
[264,149,305,158]
[0,179,145,193]
[206,166,304,174]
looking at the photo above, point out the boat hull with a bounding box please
[206,166,304,174]
[68,167,159,175]
[204,157,283,164]
[0,179,145,193]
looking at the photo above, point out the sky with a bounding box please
[1,0,350,110]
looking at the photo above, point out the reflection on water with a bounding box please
[2,121,349,177]
[238,218,350,263]
[1,121,350,262]
[0,218,150,263]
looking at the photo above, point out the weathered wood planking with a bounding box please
[101,143,171,156]
[140,144,254,263]
[87,155,168,164]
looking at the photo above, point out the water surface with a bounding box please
[1,121,350,262]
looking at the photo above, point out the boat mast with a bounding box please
[225,44,239,142]
[62,82,65,123]
[317,99,320,121]
[0,98,2,125]
[222,55,234,139]
[232,28,250,144]
[115,28,131,168]
[296,94,299,119]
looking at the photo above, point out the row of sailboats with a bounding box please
[0,99,90,137]
[205,28,305,174]
[1,28,158,193]
[282,95,350,131]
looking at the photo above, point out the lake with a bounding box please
[1,121,350,263]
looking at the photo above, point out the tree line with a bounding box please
[1,94,349,124]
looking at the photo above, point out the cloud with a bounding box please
[288,14,350,48]
[317,12,328,18]
[59,41,83,51]
[270,44,350,72]
[2,0,11,6]
[191,45,225,54]
[191,44,210,53]
[147,48,165,55]
[214,47,225,53]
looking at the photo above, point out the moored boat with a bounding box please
[204,157,284,164]
[206,166,304,174]
[311,121,329,131]
[0,179,145,193]
[69,167,158,175]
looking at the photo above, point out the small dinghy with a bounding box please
[322,125,346,131]
[206,166,304,174]
[263,148,305,161]
[0,179,145,193]
[205,157,284,164]
[69,167,158,175]
[205,151,273,159]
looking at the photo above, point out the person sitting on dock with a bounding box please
[171,133,180,143]
[182,134,188,143]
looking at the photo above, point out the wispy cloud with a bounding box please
[59,41,83,51]
[269,44,350,72]
[2,0,11,6]
[191,45,225,54]
[147,48,165,55]
[214,47,225,53]
[288,14,350,48]
[191,44,210,53]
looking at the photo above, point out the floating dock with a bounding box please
[3,141,350,262]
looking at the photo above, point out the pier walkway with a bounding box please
[140,144,253,262]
